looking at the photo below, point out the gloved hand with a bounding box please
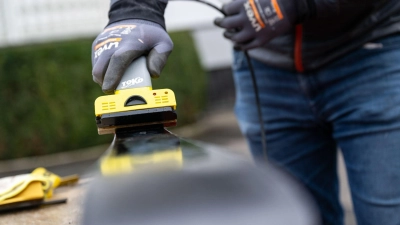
[92,19,173,94]
[214,0,296,50]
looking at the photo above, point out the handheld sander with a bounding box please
[94,57,177,135]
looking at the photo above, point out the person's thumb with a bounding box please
[147,48,171,78]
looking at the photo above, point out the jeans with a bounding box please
[232,34,400,225]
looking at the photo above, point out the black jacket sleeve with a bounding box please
[108,0,168,29]
[298,0,386,21]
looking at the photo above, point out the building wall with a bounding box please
[0,0,109,46]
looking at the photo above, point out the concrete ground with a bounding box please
[0,108,356,225]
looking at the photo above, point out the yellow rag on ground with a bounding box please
[0,167,78,206]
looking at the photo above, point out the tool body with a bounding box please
[95,57,177,135]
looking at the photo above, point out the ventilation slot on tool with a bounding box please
[102,102,116,111]
[155,95,169,104]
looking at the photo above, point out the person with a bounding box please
[91,0,400,224]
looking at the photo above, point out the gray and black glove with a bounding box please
[92,19,173,94]
[214,0,296,50]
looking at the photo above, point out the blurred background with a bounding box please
[0,0,233,160]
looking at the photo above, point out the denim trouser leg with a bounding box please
[232,35,400,225]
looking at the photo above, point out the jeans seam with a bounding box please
[296,73,334,134]
[296,74,320,117]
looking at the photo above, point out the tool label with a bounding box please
[121,77,144,88]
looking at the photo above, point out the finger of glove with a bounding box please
[102,48,145,94]
[147,48,171,78]
[214,18,223,28]
[238,38,264,50]
[92,56,111,86]
[222,0,243,15]
[214,14,243,29]
[224,29,253,43]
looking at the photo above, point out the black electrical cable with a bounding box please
[178,0,223,13]
[243,51,268,161]
[170,0,268,162]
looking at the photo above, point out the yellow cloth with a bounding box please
[0,167,61,205]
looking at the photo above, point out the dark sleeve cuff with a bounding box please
[108,0,168,29]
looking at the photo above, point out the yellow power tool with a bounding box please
[94,57,177,135]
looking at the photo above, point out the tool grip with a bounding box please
[116,56,152,91]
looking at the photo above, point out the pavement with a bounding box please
[0,107,356,225]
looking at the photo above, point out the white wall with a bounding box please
[0,0,232,69]
[0,0,109,46]
[166,1,233,69]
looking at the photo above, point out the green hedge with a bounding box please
[0,31,206,160]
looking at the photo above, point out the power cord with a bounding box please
[170,0,268,162]
[243,51,268,161]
